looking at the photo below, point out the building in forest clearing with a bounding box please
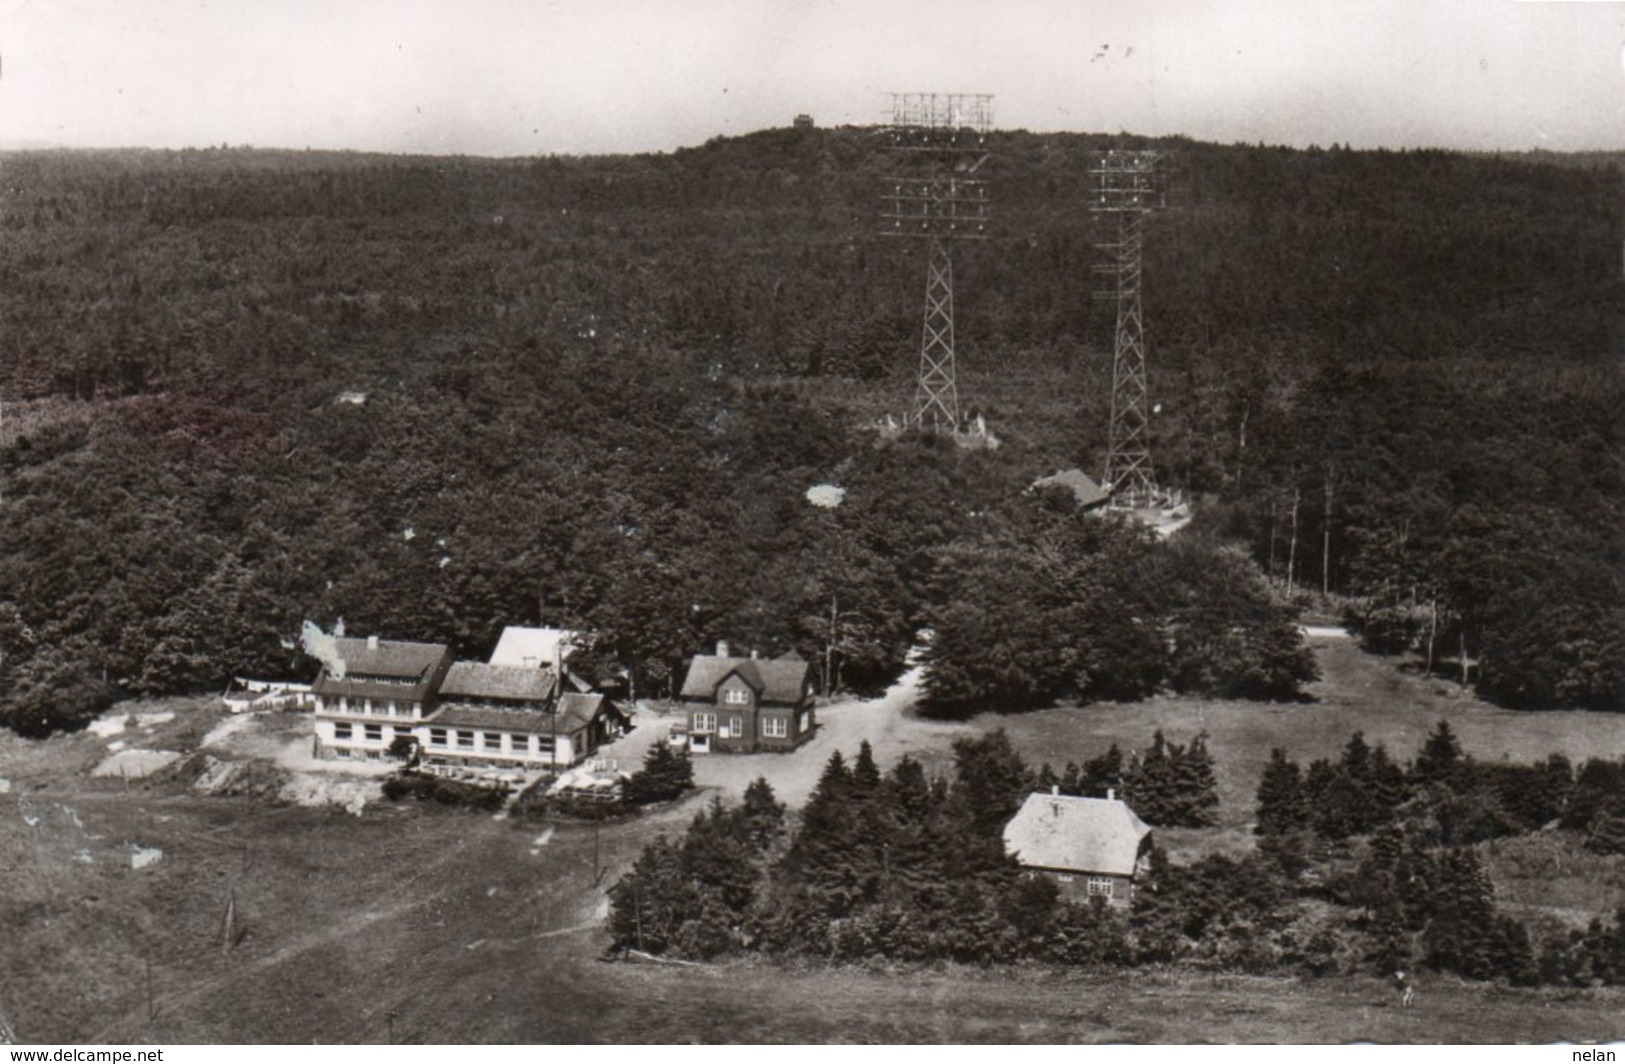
[1002,789,1154,907]
[311,631,627,771]
[311,636,453,762]
[677,641,815,754]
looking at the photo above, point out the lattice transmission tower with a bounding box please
[881,93,992,432]
[1091,150,1166,507]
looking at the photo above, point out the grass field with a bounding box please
[1,639,1621,1044]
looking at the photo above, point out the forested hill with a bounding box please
[0,129,1619,733]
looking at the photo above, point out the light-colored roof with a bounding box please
[679,652,809,704]
[1002,793,1152,877]
[488,627,577,668]
[439,662,557,703]
[1030,468,1111,509]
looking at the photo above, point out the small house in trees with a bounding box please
[1029,468,1111,511]
[1002,790,1154,907]
[312,635,453,762]
[678,641,815,754]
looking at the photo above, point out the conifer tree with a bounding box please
[1413,719,1464,786]
[1174,732,1220,827]
[1081,744,1125,798]
[1255,748,1307,836]
[740,776,786,853]
[1365,884,1412,975]
[950,729,1031,836]
[1423,846,1496,979]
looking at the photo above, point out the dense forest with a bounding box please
[0,128,1620,733]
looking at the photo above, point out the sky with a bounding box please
[0,0,1622,156]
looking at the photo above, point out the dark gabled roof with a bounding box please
[1002,793,1152,877]
[332,637,449,679]
[679,652,810,704]
[427,706,569,736]
[557,691,628,731]
[425,692,624,736]
[313,638,450,701]
[439,661,558,703]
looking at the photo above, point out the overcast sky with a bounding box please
[1,0,1621,155]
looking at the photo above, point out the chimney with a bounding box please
[717,640,730,658]
[367,634,379,650]
[1051,785,1060,796]
[750,649,759,660]
[1107,788,1116,802]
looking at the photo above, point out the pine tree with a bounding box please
[1255,747,1307,835]
[740,776,786,853]
[607,835,695,955]
[950,729,1030,836]
[1413,719,1463,786]
[1081,744,1125,798]
[1173,732,1220,827]
[1423,846,1496,979]
[1365,882,1412,975]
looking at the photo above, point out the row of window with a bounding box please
[324,697,419,718]
[330,722,557,756]
[691,713,790,738]
[425,727,555,755]
[332,722,389,743]
[1055,874,1116,897]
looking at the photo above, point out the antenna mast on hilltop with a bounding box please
[1091,150,1167,507]
[881,93,992,432]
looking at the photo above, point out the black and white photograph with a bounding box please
[0,0,1621,1046]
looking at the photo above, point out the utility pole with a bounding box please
[881,93,993,433]
[1322,468,1335,597]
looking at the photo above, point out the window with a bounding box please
[761,716,788,739]
[483,733,502,751]
[722,688,749,705]
[363,724,383,743]
[333,723,353,741]
[692,713,716,734]
[510,734,530,755]
[1087,877,1114,898]
[457,730,476,750]
[428,728,447,748]
[1056,874,1074,884]
[727,715,743,737]
[335,747,351,759]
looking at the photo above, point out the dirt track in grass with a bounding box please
[1,640,1621,1043]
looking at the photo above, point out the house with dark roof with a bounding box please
[419,661,628,770]
[1002,790,1154,907]
[312,635,453,762]
[678,641,815,754]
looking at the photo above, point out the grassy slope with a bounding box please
[2,642,1623,1044]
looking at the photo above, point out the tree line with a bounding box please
[0,130,1618,732]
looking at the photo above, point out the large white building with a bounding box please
[310,629,627,773]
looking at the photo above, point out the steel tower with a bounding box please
[1090,150,1165,506]
[881,93,992,432]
